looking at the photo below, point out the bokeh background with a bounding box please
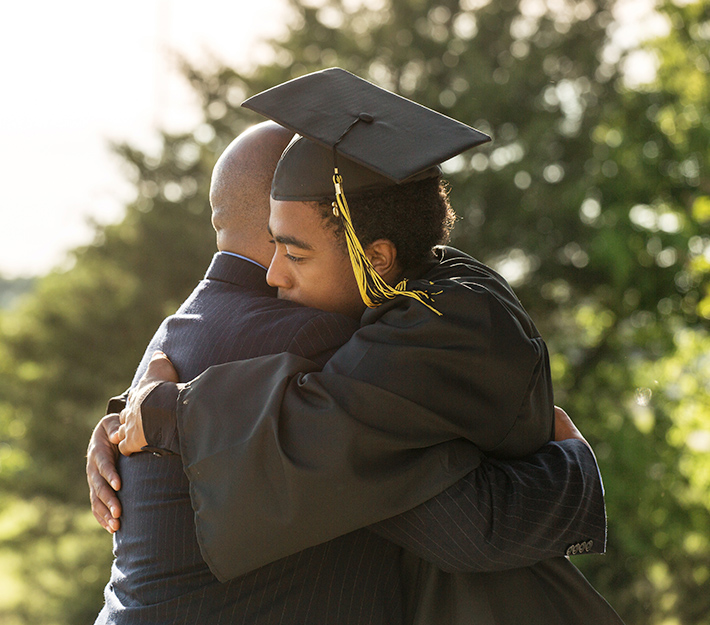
[0,0,708,623]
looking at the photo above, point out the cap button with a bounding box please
[358,112,374,123]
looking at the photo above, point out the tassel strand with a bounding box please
[333,170,441,316]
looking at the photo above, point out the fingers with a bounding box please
[150,350,167,362]
[95,472,122,520]
[108,429,122,445]
[89,473,122,533]
[87,415,123,532]
[553,406,573,441]
[554,406,571,421]
[553,405,590,449]
[108,424,123,446]
[96,448,121,493]
[117,422,146,456]
[117,425,133,456]
[105,412,122,431]
[554,406,577,433]
[102,412,122,446]
[113,411,128,448]
[91,495,120,533]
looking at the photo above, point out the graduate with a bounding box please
[116,68,623,624]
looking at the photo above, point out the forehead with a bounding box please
[269,199,335,247]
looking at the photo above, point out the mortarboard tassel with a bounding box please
[332,169,441,316]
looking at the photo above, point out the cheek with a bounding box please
[329,260,363,312]
[309,268,340,301]
[337,257,359,293]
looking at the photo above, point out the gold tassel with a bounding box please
[333,170,441,316]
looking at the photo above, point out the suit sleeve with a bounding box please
[369,440,607,572]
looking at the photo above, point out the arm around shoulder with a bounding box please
[371,438,606,573]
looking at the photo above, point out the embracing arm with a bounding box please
[91,390,606,576]
[89,397,606,577]
[369,407,606,572]
[371,438,606,573]
[173,353,481,581]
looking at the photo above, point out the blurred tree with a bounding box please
[0,277,35,310]
[554,2,710,622]
[0,125,229,621]
[0,0,707,623]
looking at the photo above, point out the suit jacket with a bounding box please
[159,248,622,622]
[97,253,410,624]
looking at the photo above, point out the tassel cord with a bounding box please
[333,172,441,316]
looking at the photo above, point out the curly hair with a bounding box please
[314,177,455,271]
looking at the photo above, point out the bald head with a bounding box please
[210,121,293,266]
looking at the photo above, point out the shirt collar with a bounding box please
[219,250,267,270]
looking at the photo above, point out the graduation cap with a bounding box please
[242,67,491,314]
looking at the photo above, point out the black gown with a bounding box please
[173,246,623,624]
[177,246,554,577]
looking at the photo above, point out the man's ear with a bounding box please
[365,239,400,284]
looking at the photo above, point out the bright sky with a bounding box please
[0,0,288,278]
[0,0,666,278]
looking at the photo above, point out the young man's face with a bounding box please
[267,199,365,319]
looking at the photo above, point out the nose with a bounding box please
[266,253,291,290]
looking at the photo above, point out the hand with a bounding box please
[87,413,123,533]
[553,406,591,450]
[115,351,179,456]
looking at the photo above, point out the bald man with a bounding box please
[88,123,609,624]
[90,122,365,623]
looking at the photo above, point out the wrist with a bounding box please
[141,382,181,455]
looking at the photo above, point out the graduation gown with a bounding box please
[176,246,555,579]
[173,246,623,623]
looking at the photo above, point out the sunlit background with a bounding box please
[0,0,708,623]
[2,0,666,278]
[0,0,288,278]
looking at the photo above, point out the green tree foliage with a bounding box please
[0,0,708,623]
[0,126,231,621]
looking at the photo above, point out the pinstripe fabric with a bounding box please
[127,254,356,386]
[372,440,606,573]
[96,253,405,624]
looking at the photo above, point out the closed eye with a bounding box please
[285,252,305,263]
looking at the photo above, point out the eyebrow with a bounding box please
[267,225,314,251]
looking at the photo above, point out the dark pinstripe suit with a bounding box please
[96,253,408,624]
[96,252,611,624]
